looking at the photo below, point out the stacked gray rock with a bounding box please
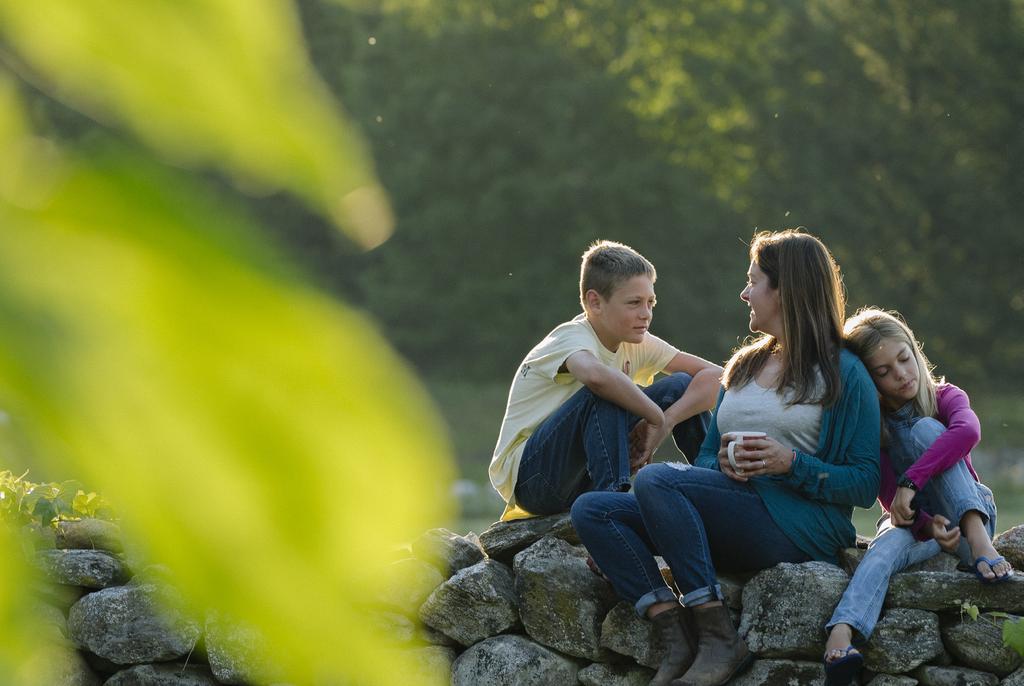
[67,583,201,664]
[738,561,849,658]
[24,514,1024,685]
[401,517,1024,685]
[451,635,578,685]
[204,613,286,685]
[600,601,663,668]
[941,612,1022,676]
[27,519,289,685]
[512,535,617,661]
[861,608,944,674]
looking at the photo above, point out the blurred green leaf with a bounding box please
[31,499,55,526]
[0,524,60,684]
[0,0,393,247]
[1004,616,1024,658]
[0,68,453,684]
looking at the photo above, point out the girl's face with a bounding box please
[864,337,919,410]
[740,261,782,339]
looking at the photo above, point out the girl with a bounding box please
[572,229,880,686]
[822,308,1012,686]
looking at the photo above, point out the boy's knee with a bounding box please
[580,386,629,415]
[666,371,694,388]
[662,372,694,396]
[644,373,693,407]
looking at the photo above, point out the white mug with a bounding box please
[726,431,767,473]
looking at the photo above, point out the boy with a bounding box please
[489,240,723,520]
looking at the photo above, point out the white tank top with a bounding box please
[715,379,823,454]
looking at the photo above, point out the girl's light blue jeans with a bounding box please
[826,417,997,640]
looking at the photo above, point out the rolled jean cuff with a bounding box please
[946,495,990,527]
[634,587,678,618]
[681,584,723,608]
[825,616,870,644]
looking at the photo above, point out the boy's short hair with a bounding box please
[579,240,656,308]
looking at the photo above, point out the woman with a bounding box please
[571,229,880,686]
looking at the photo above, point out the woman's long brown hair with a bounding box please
[724,229,846,406]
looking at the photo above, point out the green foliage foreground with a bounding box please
[0,1,454,684]
[0,470,113,527]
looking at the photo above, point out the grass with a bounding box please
[987,487,1024,535]
[425,377,508,487]
[853,488,1024,539]
[424,378,1024,538]
[973,393,1024,449]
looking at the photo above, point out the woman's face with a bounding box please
[741,261,782,338]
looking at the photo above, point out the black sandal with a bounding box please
[823,645,863,686]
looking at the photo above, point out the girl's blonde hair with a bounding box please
[843,307,941,418]
[724,229,845,406]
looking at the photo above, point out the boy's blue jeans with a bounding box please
[514,373,708,516]
[571,463,809,617]
[827,417,997,640]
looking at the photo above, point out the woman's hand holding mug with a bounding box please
[720,432,794,480]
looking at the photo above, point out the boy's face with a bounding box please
[586,275,656,351]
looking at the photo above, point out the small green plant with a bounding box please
[960,600,980,621]
[0,470,114,528]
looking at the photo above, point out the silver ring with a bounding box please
[760,460,766,469]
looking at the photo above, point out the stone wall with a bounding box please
[28,519,275,686]
[396,514,1024,686]
[26,514,1024,685]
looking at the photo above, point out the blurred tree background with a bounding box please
[11,0,1024,527]
[300,0,1024,518]
[289,0,1024,385]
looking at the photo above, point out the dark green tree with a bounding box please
[293,0,1024,388]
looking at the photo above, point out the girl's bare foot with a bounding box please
[824,624,858,662]
[971,540,1013,581]
[961,511,1013,581]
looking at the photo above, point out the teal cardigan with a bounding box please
[695,348,880,564]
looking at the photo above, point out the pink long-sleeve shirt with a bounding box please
[877,383,981,541]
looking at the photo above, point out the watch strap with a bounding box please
[898,475,919,491]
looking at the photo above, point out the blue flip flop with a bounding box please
[824,646,863,686]
[974,555,1012,583]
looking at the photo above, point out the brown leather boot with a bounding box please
[649,606,695,686]
[673,604,753,686]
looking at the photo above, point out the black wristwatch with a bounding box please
[897,476,918,491]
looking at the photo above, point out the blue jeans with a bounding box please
[827,418,997,640]
[571,463,809,617]
[515,373,709,516]
[892,418,994,552]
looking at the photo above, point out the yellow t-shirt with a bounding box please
[489,314,679,520]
